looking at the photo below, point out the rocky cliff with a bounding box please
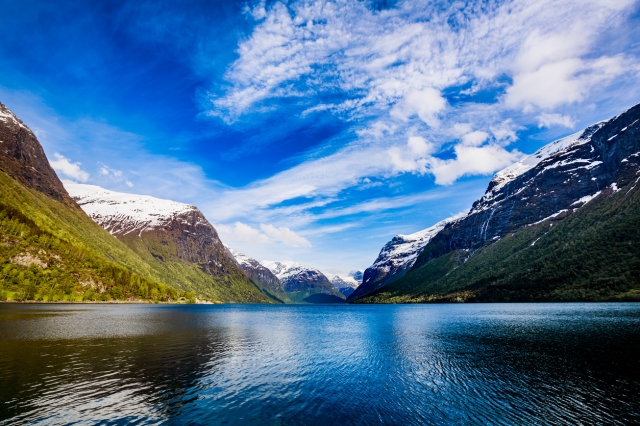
[413,102,640,270]
[349,214,464,300]
[354,102,640,303]
[0,102,185,303]
[0,102,74,205]
[66,183,274,303]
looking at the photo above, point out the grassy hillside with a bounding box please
[0,171,274,303]
[119,233,275,303]
[0,171,184,302]
[357,183,640,303]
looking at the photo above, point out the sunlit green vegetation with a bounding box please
[0,169,274,303]
[0,201,193,302]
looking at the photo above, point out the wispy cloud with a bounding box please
[216,222,272,244]
[211,0,637,120]
[537,113,576,129]
[203,0,639,196]
[260,224,312,247]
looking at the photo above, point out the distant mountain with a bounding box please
[261,261,345,303]
[356,102,640,303]
[66,183,274,303]
[328,271,362,298]
[348,215,464,301]
[0,102,182,303]
[225,246,290,303]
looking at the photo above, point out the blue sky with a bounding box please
[1,0,640,274]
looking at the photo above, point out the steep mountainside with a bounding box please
[0,103,183,302]
[0,102,74,205]
[261,261,345,303]
[356,102,640,303]
[349,214,464,300]
[226,246,290,303]
[66,183,274,303]
[328,271,362,298]
[413,105,640,269]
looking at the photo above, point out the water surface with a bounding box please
[0,303,638,425]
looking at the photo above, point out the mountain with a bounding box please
[225,246,290,303]
[261,261,346,303]
[348,214,464,301]
[66,183,274,303]
[0,102,183,302]
[355,102,640,303]
[328,271,362,298]
[0,103,74,205]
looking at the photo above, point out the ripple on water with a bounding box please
[0,303,639,425]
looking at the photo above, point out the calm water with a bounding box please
[0,303,639,425]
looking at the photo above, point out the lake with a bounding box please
[0,303,638,425]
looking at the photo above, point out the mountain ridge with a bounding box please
[353,102,640,303]
[66,183,275,303]
[261,260,346,303]
[225,246,290,303]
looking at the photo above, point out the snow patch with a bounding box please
[571,191,602,207]
[489,128,593,192]
[260,260,326,282]
[532,209,568,225]
[368,213,466,274]
[65,183,197,236]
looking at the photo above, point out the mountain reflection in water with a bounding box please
[0,303,639,425]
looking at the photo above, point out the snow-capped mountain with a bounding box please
[413,103,640,270]
[66,183,199,236]
[225,246,289,302]
[327,271,362,297]
[349,214,465,300]
[351,102,640,302]
[65,183,271,302]
[261,260,345,303]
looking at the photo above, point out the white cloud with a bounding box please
[504,57,628,111]
[429,144,523,185]
[385,132,522,185]
[49,153,90,182]
[210,0,637,123]
[216,222,272,244]
[537,113,576,129]
[390,88,447,127]
[201,0,639,209]
[407,136,434,156]
[260,224,312,247]
[461,131,490,147]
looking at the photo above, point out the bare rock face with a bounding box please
[350,102,640,302]
[66,183,249,284]
[413,102,640,269]
[350,214,464,301]
[0,102,75,205]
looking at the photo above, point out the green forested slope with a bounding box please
[0,171,184,302]
[118,233,275,303]
[357,184,640,303]
[0,171,274,303]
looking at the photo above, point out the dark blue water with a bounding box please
[0,303,639,425]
